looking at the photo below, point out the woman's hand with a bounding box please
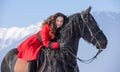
[51,42,59,49]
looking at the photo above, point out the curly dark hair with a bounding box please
[42,12,67,38]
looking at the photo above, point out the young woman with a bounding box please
[17,12,67,72]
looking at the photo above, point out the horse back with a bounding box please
[1,48,18,72]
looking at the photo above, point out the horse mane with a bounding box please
[59,13,82,44]
[56,13,84,56]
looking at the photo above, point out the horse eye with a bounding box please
[84,16,88,21]
[83,14,87,18]
[84,15,89,20]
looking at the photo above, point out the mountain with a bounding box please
[0,11,120,72]
[0,23,41,50]
[0,22,42,64]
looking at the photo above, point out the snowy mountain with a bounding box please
[0,11,120,72]
[0,23,42,49]
[0,22,42,64]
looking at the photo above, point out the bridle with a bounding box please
[66,13,103,64]
[80,13,102,48]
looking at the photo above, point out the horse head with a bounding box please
[59,6,107,55]
[80,6,108,49]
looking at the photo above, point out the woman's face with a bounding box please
[55,16,64,28]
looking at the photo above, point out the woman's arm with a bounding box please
[39,25,59,49]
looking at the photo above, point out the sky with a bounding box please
[0,0,120,72]
[0,0,120,28]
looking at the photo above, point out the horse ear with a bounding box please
[86,6,92,13]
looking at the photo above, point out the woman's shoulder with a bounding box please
[42,24,51,30]
[43,24,50,27]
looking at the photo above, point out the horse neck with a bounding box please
[60,19,81,55]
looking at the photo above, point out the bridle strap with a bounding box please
[81,14,93,37]
[76,13,103,63]
[80,13,102,49]
[90,30,102,42]
[63,46,103,64]
[68,49,103,64]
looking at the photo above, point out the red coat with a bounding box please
[17,24,59,61]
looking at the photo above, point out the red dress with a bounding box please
[17,24,59,61]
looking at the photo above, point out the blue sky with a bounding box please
[0,0,120,72]
[0,0,120,27]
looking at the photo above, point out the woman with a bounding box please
[17,12,67,72]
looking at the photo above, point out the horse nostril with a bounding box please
[95,43,100,49]
[104,41,107,48]
[101,41,107,49]
[105,40,108,45]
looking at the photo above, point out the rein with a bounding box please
[67,13,103,64]
[38,49,47,72]
[65,46,103,64]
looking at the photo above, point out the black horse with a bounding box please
[1,6,107,72]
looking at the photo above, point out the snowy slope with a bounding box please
[0,22,42,51]
[0,22,42,65]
